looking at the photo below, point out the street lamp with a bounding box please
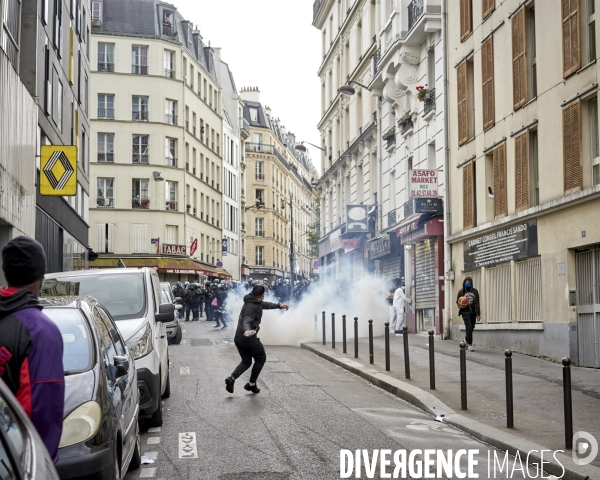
[281,194,295,298]
[295,141,326,153]
[338,80,372,96]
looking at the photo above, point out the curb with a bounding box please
[301,342,600,480]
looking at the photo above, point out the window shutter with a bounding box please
[132,224,149,254]
[514,132,529,212]
[96,223,106,252]
[457,61,469,146]
[493,143,507,219]
[481,36,495,130]
[562,0,580,78]
[511,6,527,110]
[460,0,472,42]
[563,100,582,193]
[107,224,116,253]
[463,163,474,229]
[482,0,495,19]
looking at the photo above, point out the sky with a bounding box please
[169,0,323,174]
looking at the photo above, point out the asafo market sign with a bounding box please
[409,169,438,198]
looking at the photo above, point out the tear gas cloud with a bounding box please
[224,275,391,346]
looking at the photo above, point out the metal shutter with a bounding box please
[415,239,436,309]
[353,251,363,280]
[339,251,351,282]
[382,256,401,282]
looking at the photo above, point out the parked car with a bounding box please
[40,297,141,480]
[160,282,183,344]
[41,268,174,427]
[0,378,60,480]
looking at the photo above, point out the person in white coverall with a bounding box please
[388,278,411,335]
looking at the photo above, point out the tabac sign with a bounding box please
[40,146,78,196]
[162,244,186,255]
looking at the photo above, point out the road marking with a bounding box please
[140,467,156,478]
[147,437,161,445]
[180,367,190,375]
[178,432,198,458]
[147,427,161,433]
[405,420,464,435]
[144,451,158,461]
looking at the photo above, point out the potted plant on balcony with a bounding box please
[141,198,150,208]
[97,197,105,207]
[416,84,429,101]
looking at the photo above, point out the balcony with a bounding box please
[255,173,265,180]
[241,117,250,135]
[162,24,177,40]
[98,108,114,119]
[387,209,397,228]
[256,231,265,237]
[372,48,381,77]
[165,114,177,125]
[98,62,114,72]
[399,116,414,135]
[97,153,114,163]
[132,65,148,75]
[423,87,436,116]
[408,0,424,32]
[256,260,265,266]
[245,142,274,154]
[166,201,178,211]
[165,157,177,167]
[132,198,150,209]
[132,154,149,164]
[97,197,114,208]
[132,111,148,121]
[164,68,175,79]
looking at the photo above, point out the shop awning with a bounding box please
[395,214,422,237]
[89,256,231,277]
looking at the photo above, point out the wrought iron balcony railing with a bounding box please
[408,0,424,32]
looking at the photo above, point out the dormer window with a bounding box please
[250,108,258,122]
[92,1,101,21]
[162,11,176,39]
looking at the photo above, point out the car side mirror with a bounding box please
[113,356,129,377]
[156,302,175,323]
[174,296,182,305]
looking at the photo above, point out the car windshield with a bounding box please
[43,308,93,374]
[160,288,170,304]
[41,273,146,320]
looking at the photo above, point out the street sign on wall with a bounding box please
[40,145,78,196]
[190,239,198,256]
[409,169,438,198]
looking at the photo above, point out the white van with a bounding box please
[41,268,173,426]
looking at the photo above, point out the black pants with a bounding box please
[232,335,266,383]
[461,311,477,345]
[215,310,228,327]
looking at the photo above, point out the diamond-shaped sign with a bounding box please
[40,146,77,196]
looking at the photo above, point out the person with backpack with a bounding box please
[456,276,481,352]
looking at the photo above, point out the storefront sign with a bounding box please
[463,220,538,270]
[346,205,369,232]
[413,198,443,213]
[409,170,438,198]
[370,235,392,260]
[396,218,420,237]
[162,244,186,255]
[400,218,444,245]
[164,269,197,274]
[342,238,357,250]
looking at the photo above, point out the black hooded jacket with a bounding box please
[235,294,280,337]
[456,276,481,316]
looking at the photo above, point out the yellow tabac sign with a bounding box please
[40,145,77,196]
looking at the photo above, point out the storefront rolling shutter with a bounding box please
[339,251,351,282]
[415,239,437,309]
[353,251,363,281]
[382,256,401,283]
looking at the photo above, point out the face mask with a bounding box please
[465,282,472,288]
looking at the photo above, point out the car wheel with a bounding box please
[114,446,121,480]
[172,324,183,344]
[162,366,171,399]
[129,422,141,471]
[149,396,163,427]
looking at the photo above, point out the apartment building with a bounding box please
[89,0,228,282]
[20,0,91,272]
[241,88,318,283]
[369,0,445,334]
[313,0,380,284]
[448,0,600,366]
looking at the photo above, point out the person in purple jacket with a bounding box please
[0,236,65,463]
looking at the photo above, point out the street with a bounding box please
[125,321,526,480]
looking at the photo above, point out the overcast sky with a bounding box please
[170,0,323,174]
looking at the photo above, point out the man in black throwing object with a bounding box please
[225,284,288,394]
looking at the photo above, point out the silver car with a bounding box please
[160,282,183,344]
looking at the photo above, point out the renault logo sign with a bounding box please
[40,146,77,196]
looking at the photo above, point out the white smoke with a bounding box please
[224,275,391,346]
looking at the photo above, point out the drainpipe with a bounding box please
[442,0,452,340]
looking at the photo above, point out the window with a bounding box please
[162,10,175,38]
[98,94,114,119]
[97,133,114,162]
[590,98,600,185]
[463,162,475,229]
[165,181,177,210]
[97,177,114,208]
[132,135,149,163]
[98,43,114,72]
[91,1,101,20]
[163,50,175,78]
[165,138,177,166]
[96,224,115,253]
[512,5,536,109]
[131,46,148,75]
[584,0,596,65]
[255,218,264,237]
[56,79,63,130]
[457,58,474,145]
[165,99,177,124]
[255,161,264,180]
[459,0,472,41]
[255,189,264,204]
[481,36,495,130]
[166,225,177,244]
[492,143,507,219]
[132,96,148,121]
[482,0,495,19]
[131,224,149,253]
[563,100,582,193]
[54,0,63,55]
[256,246,264,266]
[132,179,149,209]
[249,108,258,122]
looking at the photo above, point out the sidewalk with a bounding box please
[301,334,600,480]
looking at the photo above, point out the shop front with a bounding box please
[249,267,285,284]
[369,233,404,285]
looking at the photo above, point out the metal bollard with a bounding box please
[322,311,326,345]
[505,350,514,428]
[402,326,410,379]
[354,317,359,358]
[368,320,374,364]
[428,330,435,390]
[562,357,573,450]
[459,342,467,410]
[331,313,336,349]
[384,322,390,371]
[342,315,347,354]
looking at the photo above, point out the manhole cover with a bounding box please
[190,338,213,347]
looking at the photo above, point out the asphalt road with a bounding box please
[123,320,540,480]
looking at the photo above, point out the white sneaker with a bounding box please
[468,345,475,352]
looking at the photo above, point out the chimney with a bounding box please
[240,86,260,103]
[287,132,296,145]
